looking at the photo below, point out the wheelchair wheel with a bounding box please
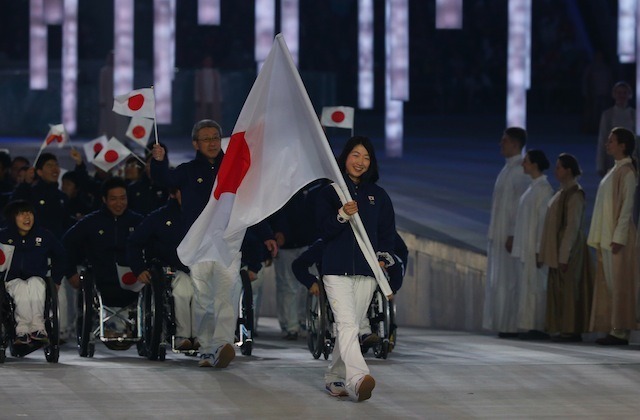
[77,271,96,358]
[43,277,60,363]
[306,292,325,359]
[371,290,391,359]
[235,270,253,356]
[141,268,165,361]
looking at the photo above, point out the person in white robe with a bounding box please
[483,127,530,335]
[512,150,554,336]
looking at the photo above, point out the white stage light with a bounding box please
[114,0,134,96]
[385,0,404,157]
[198,0,220,25]
[255,0,275,72]
[62,0,78,134]
[506,0,530,128]
[389,0,409,101]
[618,0,636,63]
[154,0,173,123]
[281,0,299,66]
[30,0,47,90]
[436,0,463,29]
[44,0,64,25]
[358,0,374,109]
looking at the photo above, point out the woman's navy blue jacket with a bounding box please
[316,177,395,278]
[0,224,66,285]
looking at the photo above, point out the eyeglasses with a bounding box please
[196,137,221,143]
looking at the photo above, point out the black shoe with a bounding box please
[595,334,628,346]
[360,333,381,352]
[497,332,519,338]
[518,330,550,340]
[283,332,298,340]
[550,333,582,343]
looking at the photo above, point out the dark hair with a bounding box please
[11,156,29,167]
[504,127,527,149]
[557,153,582,177]
[611,127,636,157]
[191,120,222,142]
[4,199,35,222]
[35,152,57,170]
[101,176,128,198]
[62,171,80,186]
[125,156,144,169]
[526,149,550,172]
[336,136,379,183]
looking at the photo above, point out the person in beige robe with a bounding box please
[587,127,639,345]
[539,154,593,341]
[194,56,223,124]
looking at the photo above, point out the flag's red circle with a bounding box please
[331,111,345,123]
[105,150,119,163]
[122,272,137,285]
[46,134,63,145]
[93,143,104,153]
[128,94,145,111]
[132,125,146,139]
[0,250,5,266]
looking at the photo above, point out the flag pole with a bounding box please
[274,34,392,298]
[151,85,160,145]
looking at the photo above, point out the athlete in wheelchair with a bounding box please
[293,232,408,361]
[127,188,199,360]
[0,200,65,363]
[62,177,144,357]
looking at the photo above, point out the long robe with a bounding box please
[512,175,553,331]
[539,182,593,334]
[483,154,530,332]
[587,157,639,332]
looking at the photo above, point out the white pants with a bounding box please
[172,270,195,339]
[323,274,377,391]
[274,248,307,333]
[190,257,241,354]
[6,277,47,335]
[58,277,78,340]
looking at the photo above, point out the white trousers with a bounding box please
[6,277,47,335]
[190,257,241,354]
[274,248,307,333]
[57,277,77,340]
[323,274,377,391]
[171,270,195,339]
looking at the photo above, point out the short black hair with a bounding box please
[611,127,636,157]
[504,127,527,149]
[526,149,550,172]
[101,176,128,198]
[35,152,57,170]
[336,136,380,184]
[4,199,35,222]
[557,153,582,177]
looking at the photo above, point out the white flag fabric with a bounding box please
[321,106,354,129]
[112,88,155,119]
[92,137,132,173]
[0,243,15,272]
[116,265,144,292]
[125,117,154,148]
[41,123,68,149]
[176,34,392,296]
[83,135,109,163]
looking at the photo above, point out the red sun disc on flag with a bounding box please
[128,94,145,111]
[46,134,63,145]
[331,111,345,123]
[122,272,137,285]
[105,150,119,163]
[93,143,104,154]
[132,125,146,139]
[214,131,251,200]
[0,250,5,266]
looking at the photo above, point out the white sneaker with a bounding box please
[213,343,235,368]
[198,353,214,367]
[325,382,349,397]
[354,375,375,402]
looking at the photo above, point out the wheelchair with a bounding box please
[234,269,254,356]
[76,267,143,357]
[306,279,396,360]
[0,276,60,363]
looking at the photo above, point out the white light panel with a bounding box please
[255,0,275,72]
[154,0,173,123]
[198,0,220,25]
[30,0,47,90]
[385,0,403,157]
[506,0,530,128]
[280,0,299,66]
[636,0,640,133]
[618,0,637,63]
[358,0,374,109]
[44,0,64,25]
[389,0,409,101]
[436,0,463,29]
[62,0,78,134]
[113,0,134,96]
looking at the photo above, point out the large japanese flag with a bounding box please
[83,135,108,163]
[125,117,154,148]
[0,243,15,272]
[92,137,132,173]
[176,34,392,296]
[113,88,155,119]
[41,123,68,149]
[321,106,354,129]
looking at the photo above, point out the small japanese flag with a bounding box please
[41,124,68,149]
[0,243,15,272]
[125,117,154,148]
[112,88,155,119]
[116,265,144,292]
[83,135,109,163]
[321,106,354,129]
[92,137,132,173]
